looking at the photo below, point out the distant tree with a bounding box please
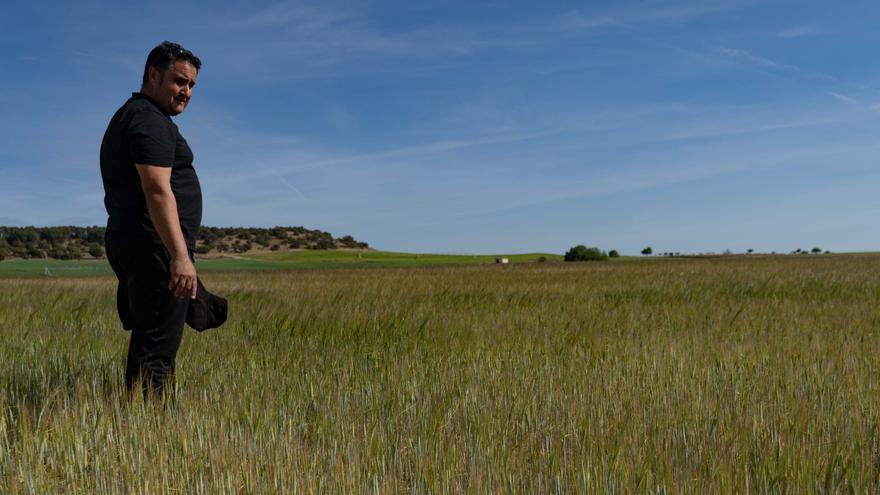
[199,229,218,243]
[564,245,608,262]
[19,228,39,244]
[67,245,82,260]
[314,238,336,250]
[254,234,270,247]
[608,249,620,258]
[40,229,59,243]
[641,247,652,256]
[55,247,71,260]
[537,256,547,262]
[86,228,104,244]
[26,246,43,259]
[747,249,754,254]
[824,250,831,254]
[87,242,104,258]
[270,244,280,251]
[340,235,360,248]
[811,247,822,254]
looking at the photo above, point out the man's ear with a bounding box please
[147,66,162,88]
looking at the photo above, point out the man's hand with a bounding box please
[169,255,198,299]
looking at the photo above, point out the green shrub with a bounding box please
[564,245,607,262]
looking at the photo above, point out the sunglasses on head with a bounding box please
[166,43,189,56]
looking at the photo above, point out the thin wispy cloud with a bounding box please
[201,2,542,80]
[718,47,803,72]
[215,130,550,187]
[215,2,350,32]
[776,25,821,39]
[827,91,857,104]
[443,139,880,221]
[197,94,867,230]
[717,46,860,91]
[563,0,752,30]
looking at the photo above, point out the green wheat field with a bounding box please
[2,253,879,493]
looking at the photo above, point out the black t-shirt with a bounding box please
[100,93,202,250]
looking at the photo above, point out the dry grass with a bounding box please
[1,255,879,493]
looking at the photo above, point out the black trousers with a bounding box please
[106,232,188,396]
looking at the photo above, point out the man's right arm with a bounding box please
[135,163,197,299]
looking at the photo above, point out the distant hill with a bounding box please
[0,226,369,261]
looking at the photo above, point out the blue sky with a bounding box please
[1,1,878,254]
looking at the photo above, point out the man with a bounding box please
[100,41,206,397]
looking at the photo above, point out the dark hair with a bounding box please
[142,41,202,85]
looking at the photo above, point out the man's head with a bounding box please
[140,41,202,116]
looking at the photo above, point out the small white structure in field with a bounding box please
[495,257,509,264]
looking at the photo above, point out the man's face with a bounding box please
[146,60,198,116]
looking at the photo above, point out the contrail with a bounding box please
[269,168,308,201]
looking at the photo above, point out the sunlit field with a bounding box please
[1,254,879,492]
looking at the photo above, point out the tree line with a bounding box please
[0,226,369,261]
[564,245,833,261]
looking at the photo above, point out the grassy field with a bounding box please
[0,250,560,277]
[1,254,879,492]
